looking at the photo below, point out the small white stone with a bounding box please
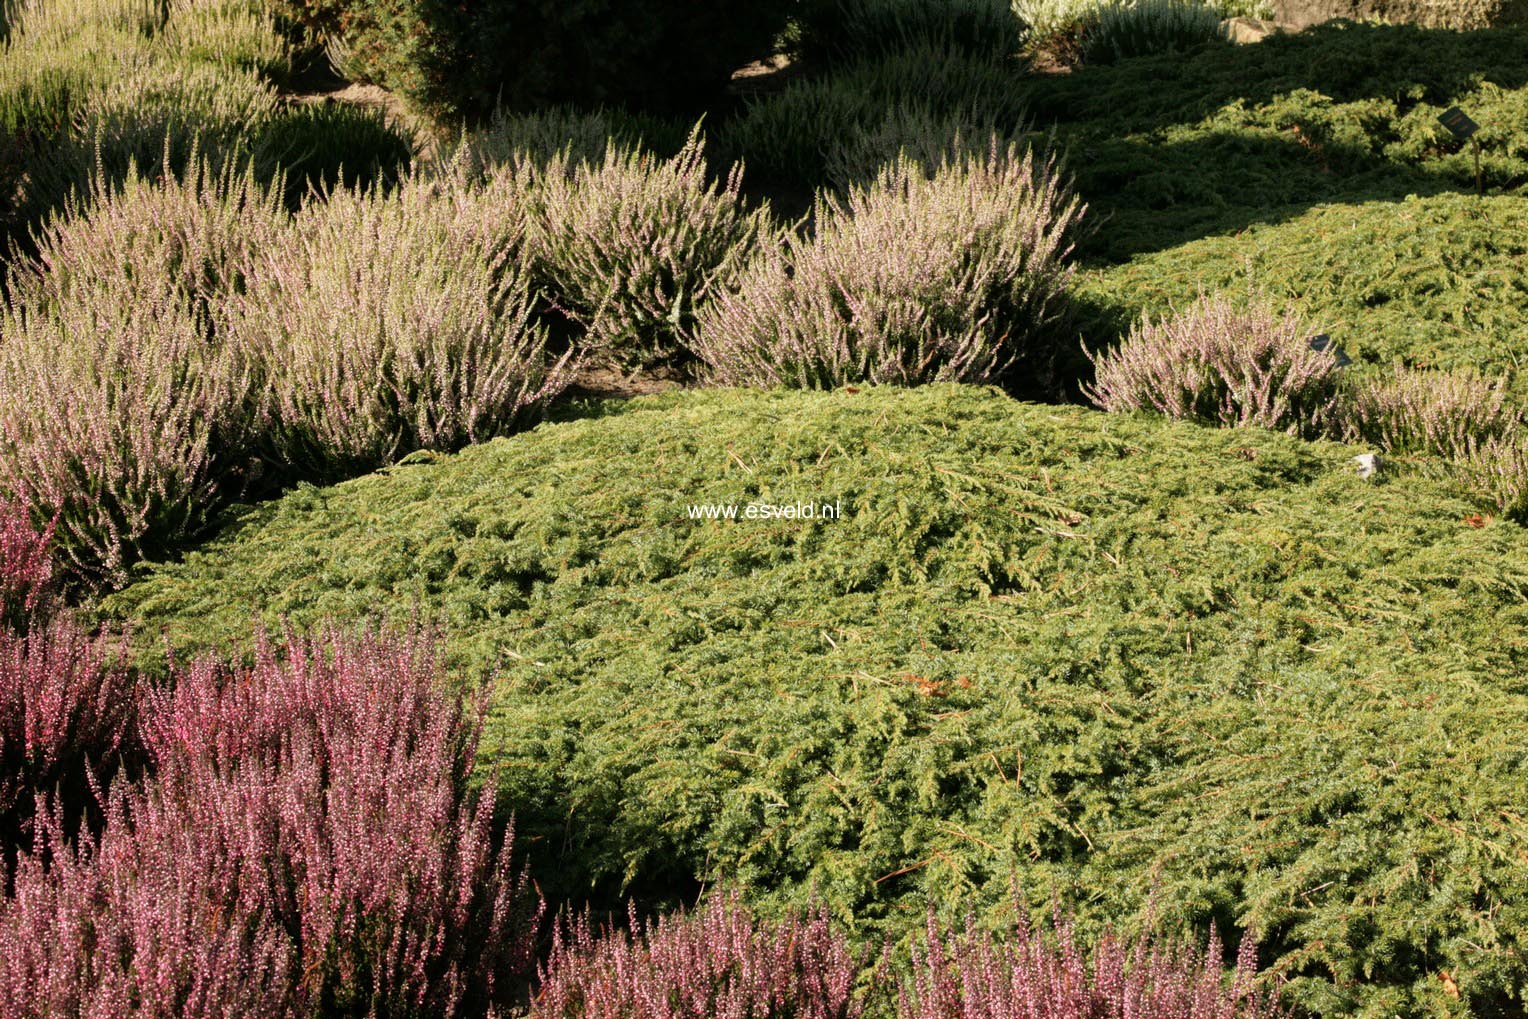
[1354,453,1382,479]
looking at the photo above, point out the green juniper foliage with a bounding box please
[269,0,793,119]
[107,386,1528,1017]
[19,11,1528,1019]
[1018,20,1528,259]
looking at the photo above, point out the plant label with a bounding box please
[1308,334,1353,367]
[1438,107,1480,140]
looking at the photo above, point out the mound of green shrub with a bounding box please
[1335,0,1528,30]
[1023,20,1528,258]
[1075,193,1528,390]
[275,0,793,121]
[108,385,1528,1017]
[1029,20,1528,138]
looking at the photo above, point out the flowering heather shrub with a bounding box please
[1339,365,1522,461]
[231,171,574,477]
[529,128,772,374]
[0,497,133,851]
[5,0,163,44]
[2,157,279,583]
[1458,435,1528,520]
[1084,294,1344,438]
[15,153,286,326]
[1,787,296,1019]
[902,909,1284,1019]
[143,625,542,1015]
[20,63,282,223]
[528,892,1282,1019]
[0,13,145,126]
[0,625,539,1018]
[823,100,1023,193]
[1014,0,1270,43]
[0,615,133,848]
[721,79,862,193]
[696,140,1083,389]
[0,0,156,105]
[0,284,255,582]
[0,0,315,235]
[530,891,863,1019]
[441,105,687,181]
[722,44,1028,193]
[0,1,153,213]
[794,0,1025,65]
[155,0,294,83]
[258,100,415,208]
[0,500,55,629]
[1078,0,1224,65]
[829,42,1030,129]
[1013,0,1094,39]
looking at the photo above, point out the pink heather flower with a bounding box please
[901,905,1285,1019]
[531,890,866,1019]
[1084,292,1344,438]
[1,623,541,1018]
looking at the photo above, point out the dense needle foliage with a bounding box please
[106,385,1528,1016]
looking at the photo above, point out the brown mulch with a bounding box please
[562,366,685,402]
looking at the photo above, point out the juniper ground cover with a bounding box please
[108,386,1528,1017]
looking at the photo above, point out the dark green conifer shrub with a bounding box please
[271,0,796,121]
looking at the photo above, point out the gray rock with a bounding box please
[1220,16,1281,42]
[1354,452,1382,479]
